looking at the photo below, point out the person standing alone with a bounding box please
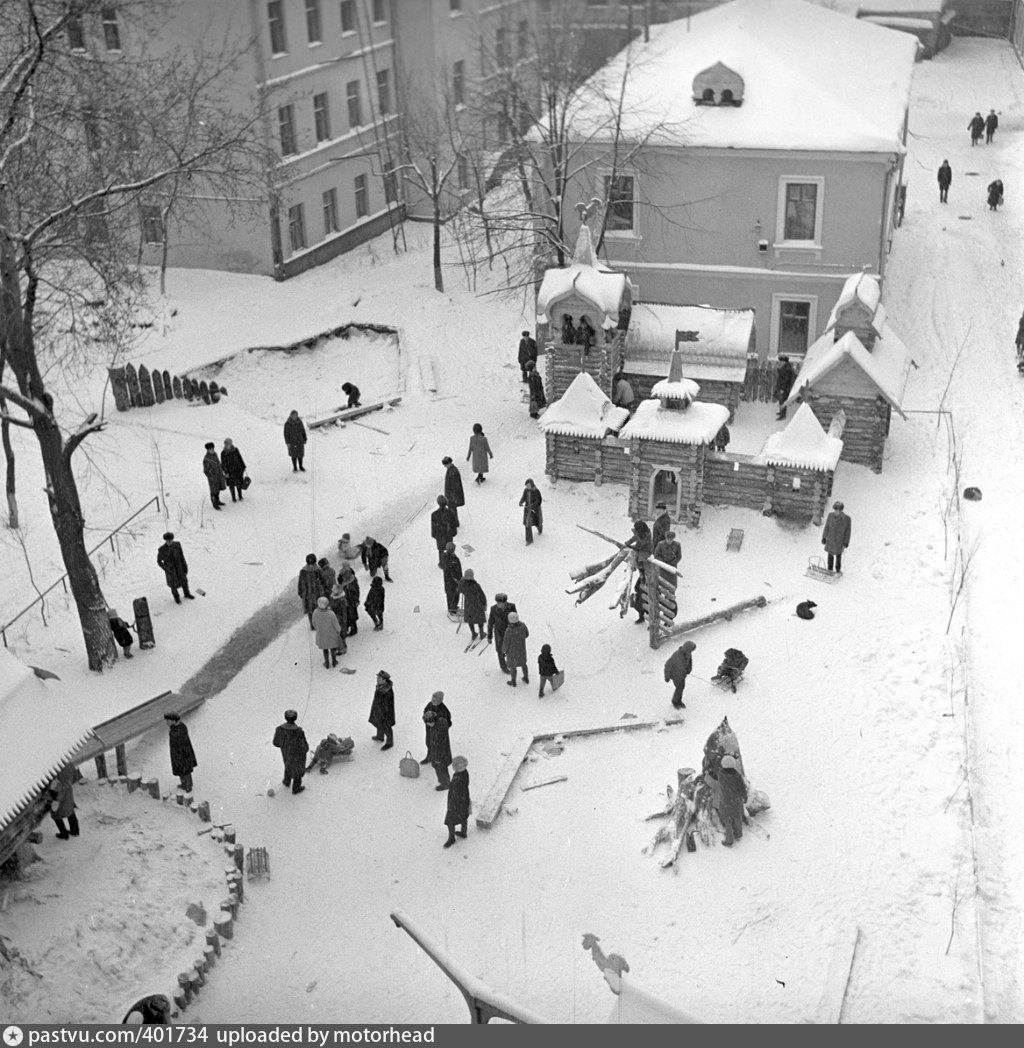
[273,710,309,794]
[821,500,851,575]
[284,410,307,472]
[467,423,493,484]
[517,330,537,382]
[985,109,998,144]
[937,160,952,204]
[502,612,530,687]
[157,532,194,604]
[164,712,197,792]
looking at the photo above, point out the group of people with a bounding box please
[936,110,1002,210]
[967,109,998,146]
[625,504,683,625]
[202,439,247,510]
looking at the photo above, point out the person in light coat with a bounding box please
[502,612,530,687]
[467,423,493,484]
[311,596,344,668]
[821,500,852,574]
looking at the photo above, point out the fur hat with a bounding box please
[204,442,215,450]
[377,670,391,681]
[306,553,317,565]
[541,644,551,654]
[452,755,468,771]
[437,495,448,505]
[720,755,737,771]
[284,710,298,722]
[507,612,519,624]
[445,541,456,551]
[681,640,696,652]
[163,532,174,541]
[423,708,436,723]
[163,712,180,722]
[463,569,474,580]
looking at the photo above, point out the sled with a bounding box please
[806,556,840,584]
[710,669,744,693]
[306,736,355,774]
[246,846,270,881]
[726,528,744,552]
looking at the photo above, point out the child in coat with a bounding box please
[107,609,134,659]
[538,643,560,697]
[364,576,385,630]
[444,756,471,848]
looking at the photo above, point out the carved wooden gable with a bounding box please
[693,62,744,107]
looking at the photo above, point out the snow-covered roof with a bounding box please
[537,265,629,327]
[860,14,936,28]
[858,0,947,14]
[625,303,751,383]
[539,371,630,438]
[787,327,913,415]
[563,0,918,154]
[619,397,729,445]
[0,649,96,833]
[828,271,882,324]
[651,377,701,402]
[761,402,844,471]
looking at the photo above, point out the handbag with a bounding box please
[399,751,420,779]
[552,670,566,691]
[241,475,252,490]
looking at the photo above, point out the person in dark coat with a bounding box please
[538,643,560,697]
[441,541,463,613]
[273,710,309,794]
[317,557,337,597]
[369,669,395,749]
[220,439,246,502]
[626,519,653,623]
[341,382,361,409]
[424,707,452,790]
[968,111,985,145]
[364,576,385,631]
[713,423,730,452]
[561,313,577,346]
[157,532,193,603]
[444,755,471,847]
[519,478,543,545]
[717,754,747,846]
[284,410,307,472]
[311,596,344,668]
[48,764,79,840]
[985,109,998,144]
[328,579,349,626]
[420,691,453,765]
[487,593,517,674]
[456,569,487,640]
[774,356,796,420]
[442,457,465,526]
[339,565,360,636]
[987,179,1004,211]
[359,535,393,581]
[467,423,493,484]
[1016,311,1024,360]
[653,531,682,592]
[431,495,459,567]
[526,361,547,419]
[651,504,672,551]
[298,553,326,627]
[502,612,530,687]
[202,442,225,510]
[664,640,695,709]
[164,712,197,792]
[577,315,596,352]
[937,160,952,203]
[107,608,134,659]
[517,330,538,382]
[821,500,851,574]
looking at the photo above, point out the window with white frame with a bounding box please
[376,69,391,115]
[313,93,331,142]
[776,177,824,246]
[101,7,121,51]
[278,104,297,155]
[141,205,164,244]
[340,0,355,33]
[354,174,369,218]
[288,203,307,251]
[268,1,287,54]
[306,0,322,43]
[603,173,636,234]
[67,15,86,51]
[372,0,386,23]
[346,81,362,128]
[771,294,817,357]
[322,188,339,234]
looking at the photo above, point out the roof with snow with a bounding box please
[564,0,918,154]
[858,0,947,14]
[619,397,729,445]
[539,371,630,438]
[652,377,701,403]
[787,328,913,415]
[825,271,887,336]
[625,304,752,382]
[537,224,631,327]
[761,402,844,471]
[0,648,96,834]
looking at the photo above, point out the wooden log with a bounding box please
[233,843,245,871]
[145,778,160,799]
[126,773,142,794]
[115,745,127,777]
[222,825,236,844]
[203,945,217,971]
[125,363,141,407]
[197,800,211,822]
[814,925,861,1023]
[229,869,245,903]
[661,595,768,642]
[173,990,188,1012]
[176,792,186,806]
[475,735,534,829]
[193,957,207,982]
[172,376,183,399]
[213,911,233,940]
[94,753,107,779]
[222,895,238,919]
[152,369,166,404]
[308,396,403,429]
[177,972,193,1004]
[199,381,210,404]
[205,930,221,958]
[162,370,173,399]
[137,365,155,407]
[187,970,201,997]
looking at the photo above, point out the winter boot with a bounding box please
[443,834,456,848]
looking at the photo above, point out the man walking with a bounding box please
[968,111,985,146]
[487,593,517,674]
[431,495,459,568]
[442,457,465,527]
[985,109,998,144]
[202,442,226,510]
[157,532,194,604]
[273,710,309,795]
[517,330,537,382]
[664,640,695,709]
[502,612,530,687]
[220,439,246,502]
[937,160,952,204]
[526,361,547,419]
[164,712,197,792]
[821,500,851,575]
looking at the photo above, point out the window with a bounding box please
[376,69,391,115]
[777,177,824,245]
[346,80,362,128]
[383,161,398,204]
[82,109,101,152]
[141,205,164,244]
[457,154,469,191]
[288,203,307,251]
[354,174,369,218]
[322,188,339,234]
[372,0,386,23]
[777,299,813,357]
[313,93,331,142]
[67,15,85,51]
[452,60,465,106]
[517,19,529,59]
[278,104,297,155]
[340,0,355,33]
[306,0,322,43]
[268,1,287,54]
[495,27,509,66]
[604,174,635,233]
[101,7,121,51]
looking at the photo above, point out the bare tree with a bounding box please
[0,0,267,670]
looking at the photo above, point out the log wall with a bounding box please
[702,453,770,512]
[765,465,832,525]
[546,433,630,485]
[623,374,741,420]
[628,440,703,527]
[546,332,623,400]
[804,391,889,472]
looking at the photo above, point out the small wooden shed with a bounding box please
[622,303,754,418]
[785,272,912,473]
[537,225,633,401]
[540,372,631,484]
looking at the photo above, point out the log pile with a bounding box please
[566,527,632,606]
[643,718,770,869]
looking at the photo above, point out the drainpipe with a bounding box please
[878,154,900,286]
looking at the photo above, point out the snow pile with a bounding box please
[619,397,728,444]
[539,372,629,438]
[564,0,918,153]
[761,403,844,472]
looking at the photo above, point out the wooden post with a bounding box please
[94,753,107,779]
[229,869,245,903]
[126,773,142,794]
[205,930,221,958]
[213,911,233,940]
[222,894,238,919]
[108,367,131,411]
[233,843,245,871]
[646,568,661,650]
[173,990,188,1012]
[222,824,236,844]
[115,745,127,777]
[203,945,217,971]
[145,778,160,799]
[177,972,193,1004]
[186,970,201,998]
[659,595,768,644]
[197,801,211,822]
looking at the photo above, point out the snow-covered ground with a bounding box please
[1,35,1022,1025]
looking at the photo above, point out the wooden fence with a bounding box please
[109,363,224,412]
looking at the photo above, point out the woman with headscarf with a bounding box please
[466,423,493,484]
[311,596,343,668]
[519,478,543,545]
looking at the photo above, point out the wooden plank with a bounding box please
[308,396,402,429]
[520,775,568,792]
[532,715,684,743]
[74,691,204,761]
[814,925,860,1024]
[475,734,534,829]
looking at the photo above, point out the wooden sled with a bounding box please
[308,396,402,429]
[710,669,744,693]
[246,846,270,881]
[806,557,840,584]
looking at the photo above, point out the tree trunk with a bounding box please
[0,402,17,529]
[431,158,444,293]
